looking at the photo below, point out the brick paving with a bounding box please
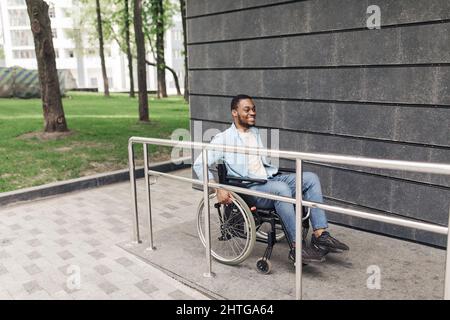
[1,168,447,300]
[0,169,207,300]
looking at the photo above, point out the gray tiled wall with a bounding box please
[187,0,450,246]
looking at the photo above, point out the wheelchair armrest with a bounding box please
[226,176,267,185]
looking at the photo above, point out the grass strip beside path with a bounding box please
[0,92,189,193]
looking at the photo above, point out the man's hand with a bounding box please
[216,188,233,204]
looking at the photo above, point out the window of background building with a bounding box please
[172,30,183,42]
[86,49,97,56]
[52,28,57,38]
[90,77,98,87]
[65,49,75,58]
[13,49,35,59]
[63,29,73,40]
[174,49,183,59]
[104,47,112,57]
[7,0,26,6]
[8,9,29,27]
[10,30,33,46]
[61,8,71,18]
[48,2,56,18]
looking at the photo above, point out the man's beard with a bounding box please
[237,114,254,128]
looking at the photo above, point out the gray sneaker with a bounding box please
[311,231,349,253]
[289,242,326,264]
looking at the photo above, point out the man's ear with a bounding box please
[231,109,238,117]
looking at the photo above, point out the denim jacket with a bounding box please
[193,123,279,181]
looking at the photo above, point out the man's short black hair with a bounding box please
[231,94,253,111]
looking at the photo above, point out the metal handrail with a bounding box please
[128,136,450,300]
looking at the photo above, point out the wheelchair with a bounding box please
[196,163,311,274]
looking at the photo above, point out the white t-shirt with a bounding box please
[238,130,268,178]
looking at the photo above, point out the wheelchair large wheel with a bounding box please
[197,191,256,265]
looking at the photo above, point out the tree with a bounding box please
[99,0,135,98]
[26,0,69,132]
[179,0,188,102]
[143,0,179,97]
[95,0,110,96]
[123,0,135,98]
[144,58,181,96]
[151,0,167,98]
[134,0,149,121]
[143,11,181,96]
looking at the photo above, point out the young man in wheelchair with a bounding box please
[193,94,349,264]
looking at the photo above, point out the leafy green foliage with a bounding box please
[142,0,178,58]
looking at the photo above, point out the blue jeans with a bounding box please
[249,172,328,243]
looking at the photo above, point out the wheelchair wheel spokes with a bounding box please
[197,192,256,265]
[224,209,247,237]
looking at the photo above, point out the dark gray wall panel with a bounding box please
[190,95,450,147]
[187,0,450,246]
[191,96,450,187]
[187,0,240,17]
[264,68,450,105]
[186,0,289,18]
[390,180,449,225]
[279,129,450,187]
[281,159,447,246]
[304,163,449,226]
[325,206,446,247]
[190,67,450,105]
[394,108,450,146]
[190,95,450,187]
[188,0,450,43]
[188,42,242,69]
[189,23,450,68]
[430,149,450,187]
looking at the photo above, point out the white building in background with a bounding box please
[0,0,185,95]
[0,7,5,67]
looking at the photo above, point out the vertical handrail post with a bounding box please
[202,148,214,277]
[128,141,141,243]
[295,159,303,300]
[144,143,155,250]
[444,206,450,300]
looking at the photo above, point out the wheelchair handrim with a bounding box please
[196,192,256,265]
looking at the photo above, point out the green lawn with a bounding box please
[0,92,190,193]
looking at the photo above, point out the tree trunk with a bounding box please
[145,58,180,96]
[96,0,109,96]
[134,0,149,121]
[154,0,167,98]
[26,0,68,132]
[170,66,182,96]
[179,0,188,102]
[146,32,180,96]
[124,0,135,98]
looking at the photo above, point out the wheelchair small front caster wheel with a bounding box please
[256,258,272,274]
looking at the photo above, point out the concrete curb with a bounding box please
[0,157,191,207]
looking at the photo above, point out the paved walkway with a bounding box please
[0,169,207,300]
[0,168,447,299]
